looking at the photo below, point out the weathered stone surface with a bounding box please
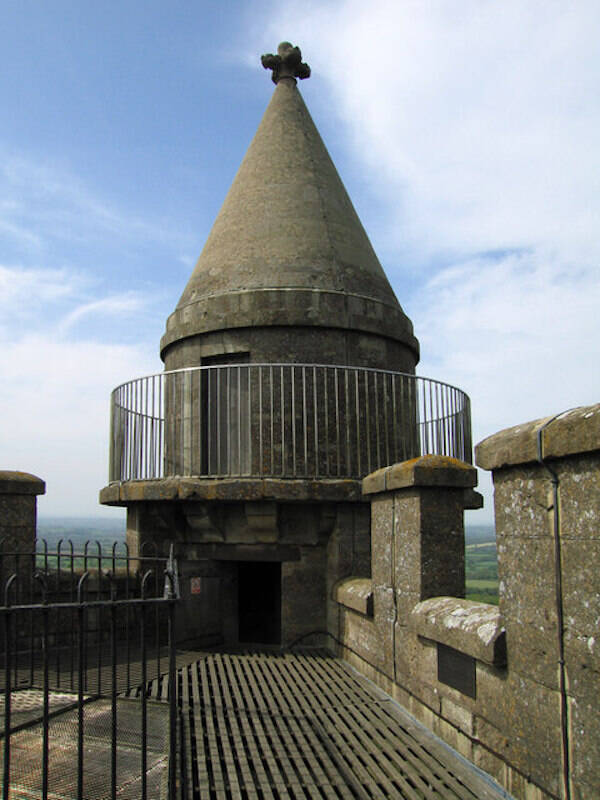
[0,472,45,553]
[476,402,600,469]
[473,717,530,790]
[557,453,600,541]
[334,577,373,616]
[279,504,321,545]
[362,455,477,495]
[0,471,45,496]
[496,532,557,624]
[101,477,363,506]
[371,495,394,587]
[161,75,418,362]
[281,546,327,646]
[462,488,484,509]
[261,41,310,84]
[99,483,120,505]
[244,501,278,543]
[561,538,600,638]
[340,608,380,665]
[410,597,506,666]
[183,503,224,542]
[491,467,553,542]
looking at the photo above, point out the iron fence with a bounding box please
[109,364,472,482]
[0,539,181,800]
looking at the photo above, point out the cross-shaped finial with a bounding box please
[261,42,311,84]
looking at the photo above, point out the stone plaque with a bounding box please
[437,643,476,699]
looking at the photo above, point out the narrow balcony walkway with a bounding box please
[143,649,509,800]
[2,648,512,798]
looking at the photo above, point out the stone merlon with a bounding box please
[475,401,600,470]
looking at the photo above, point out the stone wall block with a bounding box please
[473,717,529,789]
[371,495,394,587]
[569,689,600,793]
[394,627,438,691]
[0,495,36,529]
[564,633,600,795]
[282,546,327,645]
[501,677,563,795]
[491,468,552,540]
[504,620,560,689]
[351,506,372,577]
[339,609,379,667]
[561,539,600,638]
[373,584,396,677]
[557,454,600,540]
[495,533,557,628]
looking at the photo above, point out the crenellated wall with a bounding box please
[332,403,600,800]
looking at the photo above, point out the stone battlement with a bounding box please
[331,402,600,800]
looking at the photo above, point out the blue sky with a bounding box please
[1,1,599,519]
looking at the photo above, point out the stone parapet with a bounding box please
[474,403,600,799]
[332,435,600,798]
[476,402,600,469]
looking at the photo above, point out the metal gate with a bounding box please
[0,539,182,800]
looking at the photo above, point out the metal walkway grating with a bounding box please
[151,650,505,800]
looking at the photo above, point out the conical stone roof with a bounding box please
[161,45,418,362]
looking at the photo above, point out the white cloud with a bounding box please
[0,333,160,517]
[0,265,162,515]
[58,294,146,334]
[0,151,193,253]
[262,0,600,519]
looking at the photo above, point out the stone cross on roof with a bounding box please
[261,42,311,84]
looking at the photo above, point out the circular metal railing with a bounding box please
[109,364,472,482]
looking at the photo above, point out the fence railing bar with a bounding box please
[108,364,472,482]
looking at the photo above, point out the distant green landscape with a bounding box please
[465,524,498,605]
[36,517,499,604]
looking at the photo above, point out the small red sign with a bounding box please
[190,577,202,595]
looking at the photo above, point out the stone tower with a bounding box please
[101,43,471,649]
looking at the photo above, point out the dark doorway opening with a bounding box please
[238,561,281,645]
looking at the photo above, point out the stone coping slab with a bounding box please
[334,577,373,617]
[362,455,477,495]
[0,471,45,495]
[410,596,506,666]
[100,477,364,506]
[476,402,600,470]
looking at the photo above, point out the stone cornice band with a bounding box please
[161,287,419,358]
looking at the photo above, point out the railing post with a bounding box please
[77,571,90,800]
[164,547,179,799]
[33,571,50,800]
[3,575,17,800]
[140,569,153,800]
